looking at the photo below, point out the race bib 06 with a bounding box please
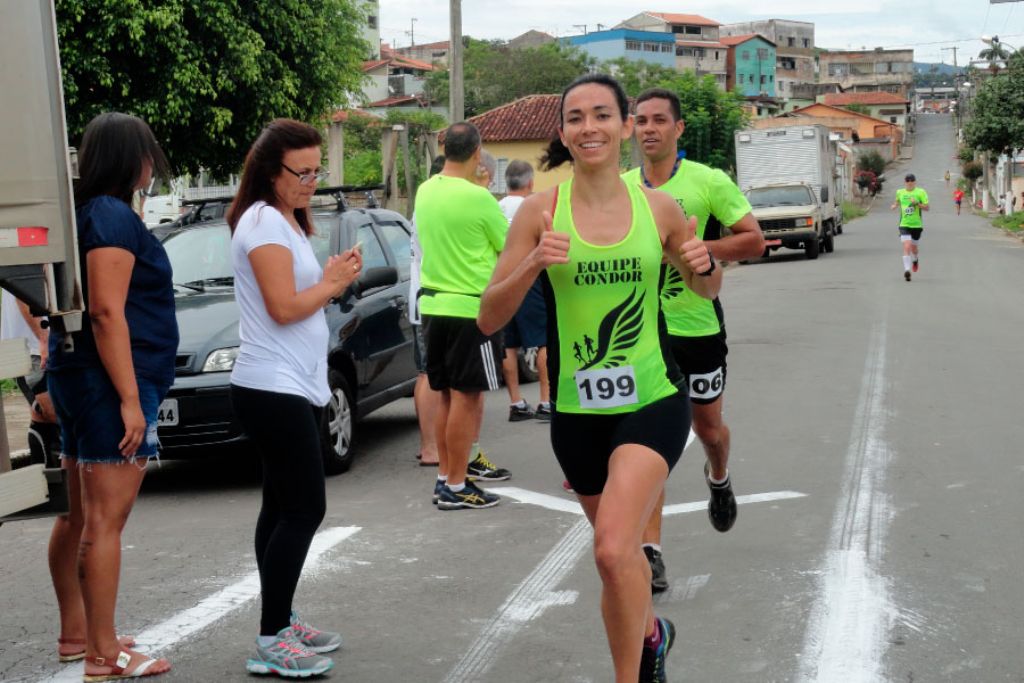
[688,367,724,401]
[576,366,639,409]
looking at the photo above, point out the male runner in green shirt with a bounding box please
[891,173,929,282]
[624,88,765,592]
[417,122,510,509]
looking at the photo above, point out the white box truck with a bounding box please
[0,0,83,520]
[735,124,844,260]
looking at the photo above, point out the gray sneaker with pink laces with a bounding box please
[290,611,343,653]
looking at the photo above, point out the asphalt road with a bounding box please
[2,113,1023,683]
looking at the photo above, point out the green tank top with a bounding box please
[546,178,681,415]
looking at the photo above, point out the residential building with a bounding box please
[754,102,903,161]
[821,92,910,128]
[786,83,841,112]
[361,0,381,59]
[720,19,815,100]
[561,29,676,69]
[616,11,727,88]
[448,94,570,192]
[394,40,451,67]
[818,48,914,95]
[361,49,441,115]
[915,86,956,113]
[721,34,777,98]
[510,30,555,49]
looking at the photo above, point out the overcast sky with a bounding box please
[378,0,1024,66]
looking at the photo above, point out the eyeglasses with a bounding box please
[281,163,330,186]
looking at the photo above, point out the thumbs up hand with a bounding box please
[679,215,712,275]
[531,210,571,269]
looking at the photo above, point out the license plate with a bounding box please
[157,398,179,427]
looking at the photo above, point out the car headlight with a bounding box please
[800,217,814,226]
[202,347,239,372]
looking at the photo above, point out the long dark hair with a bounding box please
[75,112,170,208]
[227,119,322,235]
[540,73,630,171]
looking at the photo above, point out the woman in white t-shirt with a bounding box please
[226,119,362,679]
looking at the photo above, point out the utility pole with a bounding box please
[449,0,464,121]
[573,24,588,35]
[406,17,417,47]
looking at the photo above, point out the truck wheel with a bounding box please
[805,236,820,260]
[321,370,356,475]
[823,230,835,253]
[836,222,844,235]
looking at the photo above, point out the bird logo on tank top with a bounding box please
[572,288,646,371]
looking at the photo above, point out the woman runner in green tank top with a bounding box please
[479,74,721,683]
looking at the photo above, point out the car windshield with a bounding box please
[162,221,334,289]
[746,186,814,208]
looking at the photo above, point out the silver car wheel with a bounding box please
[328,386,353,456]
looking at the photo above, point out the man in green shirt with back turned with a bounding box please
[891,173,929,282]
[417,122,511,510]
[623,88,765,592]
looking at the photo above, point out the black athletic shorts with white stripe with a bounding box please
[423,315,503,392]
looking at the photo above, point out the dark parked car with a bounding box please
[157,194,417,474]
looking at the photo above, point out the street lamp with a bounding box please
[981,34,1018,53]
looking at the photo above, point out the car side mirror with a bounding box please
[350,266,398,298]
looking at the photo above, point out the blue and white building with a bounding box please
[561,29,676,69]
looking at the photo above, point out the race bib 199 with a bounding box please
[576,366,639,409]
[688,367,724,401]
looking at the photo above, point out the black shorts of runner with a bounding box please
[898,227,923,241]
[670,333,728,406]
[413,323,428,373]
[504,280,547,350]
[423,314,503,392]
[550,392,690,496]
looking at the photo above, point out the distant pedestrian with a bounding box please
[227,119,362,678]
[418,122,511,510]
[46,111,175,679]
[497,160,552,422]
[476,149,497,191]
[891,173,929,282]
[944,169,951,185]
[953,187,964,215]
[410,155,447,466]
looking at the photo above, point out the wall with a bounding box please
[732,37,777,98]
[476,141,573,192]
[819,49,914,93]
[565,30,676,69]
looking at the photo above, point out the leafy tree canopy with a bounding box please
[964,53,1024,155]
[57,0,369,177]
[425,39,594,118]
[608,59,749,173]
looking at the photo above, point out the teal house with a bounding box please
[722,34,777,98]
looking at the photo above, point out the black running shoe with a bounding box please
[904,270,912,282]
[705,462,737,533]
[432,479,443,505]
[467,451,511,481]
[436,481,501,510]
[638,617,676,683]
[534,403,552,422]
[644,546,669,593]
[509,402,535,422]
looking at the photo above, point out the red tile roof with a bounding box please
[788,102,895,125]
[365,94,427,108]
[646,12,720,27]
[361,54,436,73]
[330,109,380,123]
[823,92,909,106]
[466,94,562,142]
[720,33,774,47]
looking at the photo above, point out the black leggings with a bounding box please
[231,385,327,636]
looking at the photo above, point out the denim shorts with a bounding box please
[48,366,169,463]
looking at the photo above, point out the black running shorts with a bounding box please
[423,315,503,392]
[550,392,690,496]
[898,227,923,242]
[670,333,728,405]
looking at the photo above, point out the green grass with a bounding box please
[0,378,17,395]
[992,213,1024,232]
[842,201,868,222]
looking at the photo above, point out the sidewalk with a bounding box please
[2,392,31,457]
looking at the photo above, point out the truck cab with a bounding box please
[745,182,834,260]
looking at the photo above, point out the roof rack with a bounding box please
[313,184,385,212]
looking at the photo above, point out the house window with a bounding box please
[368,14,378,29]
[803,38,809,47]
[625,40,641,51]
[760,75,766,84]
[685,25,702,35]
[492,158,509,194]
[757,48,769,60]
[741,50,750,60]
[788,37,795,47]
[661,44,673,53]
[715,51,720,60]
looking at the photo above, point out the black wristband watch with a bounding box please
[697,254,716,277]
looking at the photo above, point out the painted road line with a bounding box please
[654,574,710,605]
[441,518,590,683]
[36,526,361,683]
[490,487,807,517]
[797,321,892,683]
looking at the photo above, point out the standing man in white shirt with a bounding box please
[496,160,551,421]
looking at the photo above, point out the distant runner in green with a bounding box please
[891,173,929,282]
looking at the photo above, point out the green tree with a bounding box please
[342,110,446,190]
[56,0,369,177]
[425,39,594,117]
[964,52,1024,156]
[856,150,886,175]
[841,103,871,116]
[978,43,1011,75]
[961,160,983,182]
[608,59,749,173]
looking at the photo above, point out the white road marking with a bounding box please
[797,321,892,682]
[491,487,807,516]
[654,574,711,605]
[441,518,590,683]
[36,526,361,683]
